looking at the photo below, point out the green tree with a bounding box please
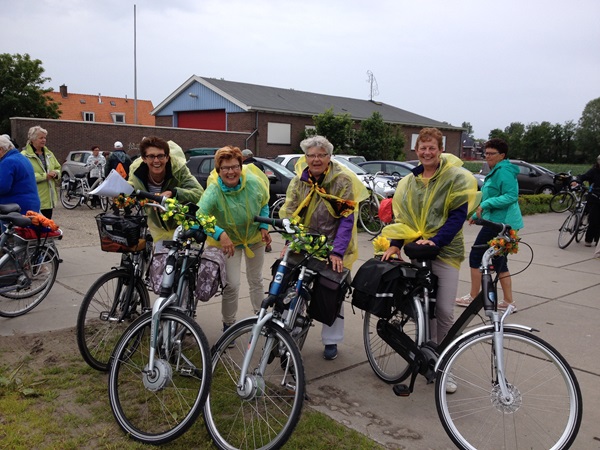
[575,97,600,163]
[0,53,60,135]
[354,111,405,160]
[462,121,474,138]
[305,108,356,154]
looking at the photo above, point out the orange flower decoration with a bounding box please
[25,211,59,231]
[488,229,520,256]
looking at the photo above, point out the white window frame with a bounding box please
[111,113,126,124]
[267,122,291,145]
[82,111,95,122]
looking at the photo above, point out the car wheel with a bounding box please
[538,185,555,195]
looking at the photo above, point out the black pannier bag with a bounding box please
[305,258,351,327]
[351,258,417,318]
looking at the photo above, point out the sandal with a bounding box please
[455,294,473,307]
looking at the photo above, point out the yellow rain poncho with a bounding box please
[381,154,480,269]
[197,163,270,257]
[279,157,368,268]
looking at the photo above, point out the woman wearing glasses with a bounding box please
[455,138,523,311]
[129,136,204,243]
[279,135,368,360]
[196,146,272,333]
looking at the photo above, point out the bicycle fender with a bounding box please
[434,323,534,372]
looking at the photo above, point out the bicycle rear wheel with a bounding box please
[359,200,383,236]
[269,197,286,219]
[550,192,575,213]
[0,245,59,317]
[76,269,150,371]
[557,212,578,249]
[108,309,211,445]
[435,328,582,450]
[575,212,588,243]
[204,317,305,450]
[60,183,82,209]
[363,300,422,383]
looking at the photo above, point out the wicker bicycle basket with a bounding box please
[95,213,147,253]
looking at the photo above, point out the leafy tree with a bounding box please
[304,108,356,154]
[0,53,60,135]
[462,121,474,139]
[575,97,600,163]
[354,112,405,160]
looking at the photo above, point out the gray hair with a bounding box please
[0,134,15,152]
[27,125,48,144]
[300,135,334,156]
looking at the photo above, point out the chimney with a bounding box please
[60,85,68,98]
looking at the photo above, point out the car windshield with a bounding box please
[334,157,368,175]
[258,158,296,178]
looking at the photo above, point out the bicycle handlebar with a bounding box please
[473,218,511,235]
[135,190,166,205]
[254,216,295,234]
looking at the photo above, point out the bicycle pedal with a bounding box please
[393,384,411,397]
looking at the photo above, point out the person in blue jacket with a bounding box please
[456,138,523,311]
[0,134,41,214]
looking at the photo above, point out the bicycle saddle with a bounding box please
[403,242,440,261]
[0,204,21,214]
[0,212,31,227]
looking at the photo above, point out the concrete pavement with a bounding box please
[1,206,599,449]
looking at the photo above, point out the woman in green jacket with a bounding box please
[21,126,61,218]
[456,138,523,311]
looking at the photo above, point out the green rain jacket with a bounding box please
[21,144,61,210]
[476,159,523,229]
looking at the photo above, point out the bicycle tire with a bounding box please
[550,191,575,213]
[108,309,211,445]
[557,212,579,249]
[100,195,109,212]
[435,328,582,450]
[269,197,286,219]
[76,269,150,371]
[59,183,82,209]
[363,298,422,383]
[204,317,305,450]
[359,200,383,236]
[0,245,59,317]
[575,212,588,243]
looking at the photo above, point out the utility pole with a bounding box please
[133,4,138,124]
[366,70,379,101]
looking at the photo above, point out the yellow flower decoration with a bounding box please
[284,217,332,260]
[372,235,391,255]
[488,229,520,256]
[160,198,216,232]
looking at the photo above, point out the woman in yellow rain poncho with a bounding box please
[196,146,272,331]
[381,128,480,354]
[279,135,368,360]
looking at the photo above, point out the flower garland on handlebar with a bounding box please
[158,198,217,233]
[283,217,332,260]
[488,229,520,256]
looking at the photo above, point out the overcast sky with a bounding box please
[4,0,599,139]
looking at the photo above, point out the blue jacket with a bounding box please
[477,159,523,229]
[0,149,41,213]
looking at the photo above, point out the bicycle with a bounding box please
[358,173,399,236]
[0,205,62,317]
[107,191,212,444]
[558,183,589,249]
[269,193,286,219]
[352,219,582,449]
[550,172,581,213]
[203,216,349,450]
[60,169,109,211]
[76,194,154,371]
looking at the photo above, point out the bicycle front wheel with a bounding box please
[204,317,305,450]
[0,245,59,317]
[76,269,150,371]
[558,212,579,249]
[435,328,582,450]
[108,309,211,445]
[60,184,81,209]
[550,192,575,213]
[575,212,588,243]
[359,200,383,235]
[363,303,421,383]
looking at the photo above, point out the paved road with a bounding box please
[2,205,599,449]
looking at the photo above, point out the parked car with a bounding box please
[184,147,219,159]
[61,150,93,180]
[358,160,414,178]
[272,154,395,197]
[477,160,556,195]
[335,154,367,164]
[185,155,294,206]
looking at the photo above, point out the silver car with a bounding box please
[61,150,93,180]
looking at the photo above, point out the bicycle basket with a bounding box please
[95,213,147,253]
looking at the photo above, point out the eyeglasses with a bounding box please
[484,152,499,157]
[306,153,329,160]
[220,164,241,172]
[145,154,167,161]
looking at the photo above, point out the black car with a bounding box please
[186,155,294,205]
[478,160,555,195]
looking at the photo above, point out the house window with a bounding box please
[110,101,116,106]
[83,112,95,122]
[111,113,125,124]
[267,122,291,145]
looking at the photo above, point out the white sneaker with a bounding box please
[445,375,457,394]
[455,294,473,307]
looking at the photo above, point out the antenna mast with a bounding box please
[366,70,379,101]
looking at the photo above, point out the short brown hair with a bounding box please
[215,146,243,172]
[139,136,170,158]
[415,127,444,150]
